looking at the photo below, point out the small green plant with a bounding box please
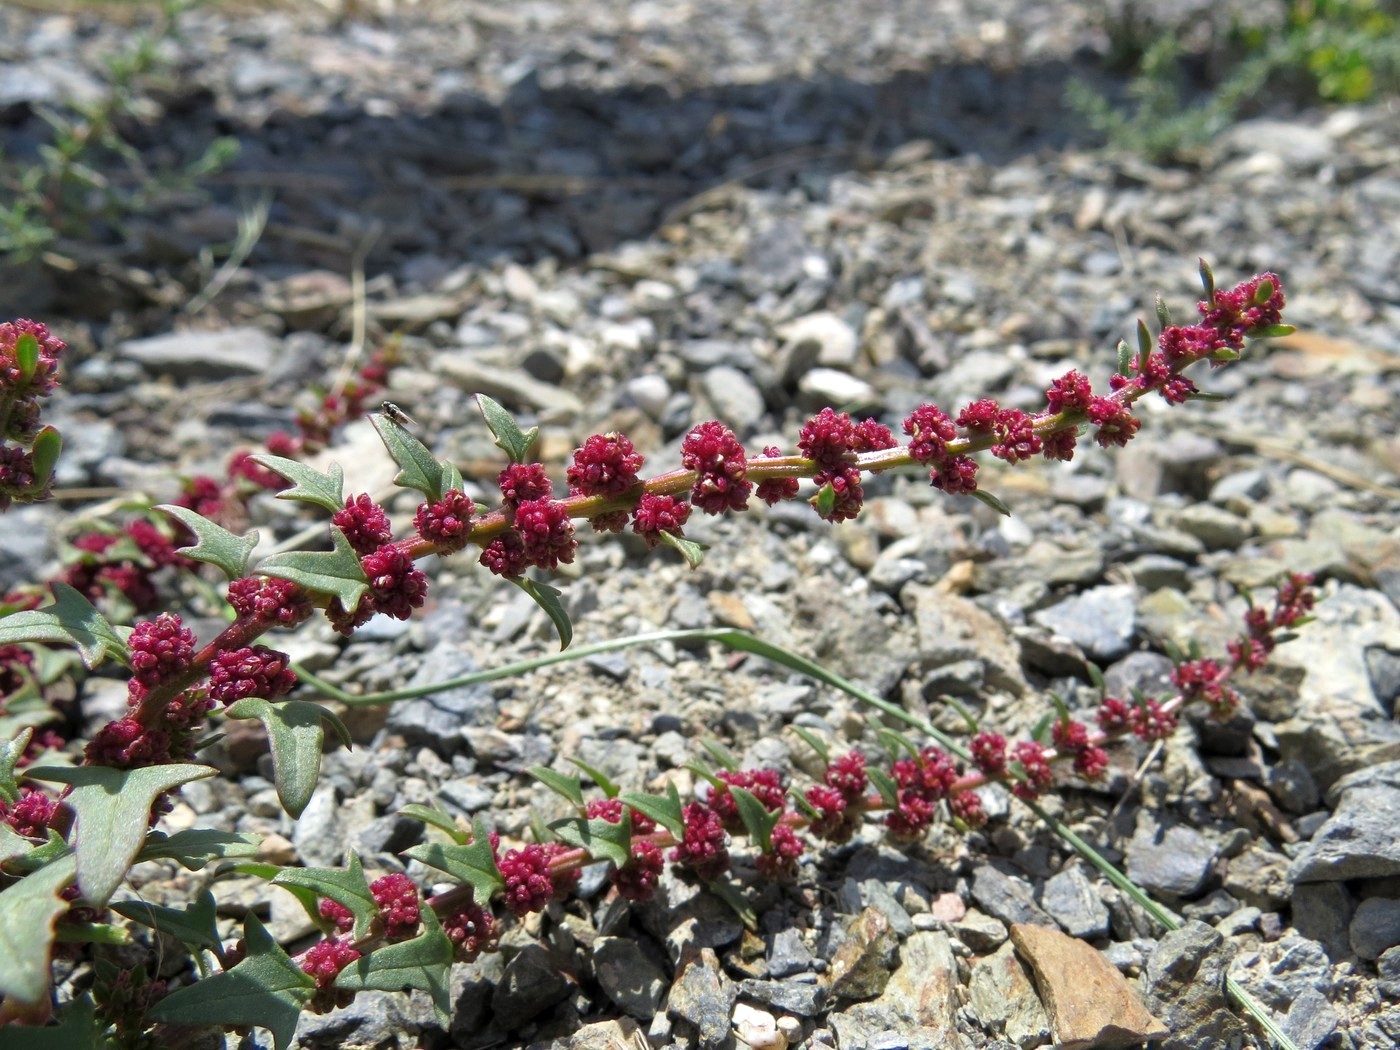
[1069,0,1400,162]
[0,265,1316,1046]
[0,0,238,264]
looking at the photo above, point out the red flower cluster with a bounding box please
[333,493,394,556]
[414,490,475,551]
[631,492,691,548]
[498,843,559,916]
[670,801,730,880]
[442,900,495,961]
[567,432,644,498]
[226,576,311,626]
[207,645,297,705]
[370,873,421,939]
[681,421,752,514]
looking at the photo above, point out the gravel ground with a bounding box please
[3,2,1400,1049]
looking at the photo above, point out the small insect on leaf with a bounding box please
[381,401,417,427]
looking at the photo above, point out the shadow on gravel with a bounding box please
[3,55,1123,316]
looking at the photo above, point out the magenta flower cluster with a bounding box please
[0,319,65,510]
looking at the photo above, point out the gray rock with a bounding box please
[1123,554,1191,592]
[1221,846,1290,911]
[291,784,347,868]
[699,365,767,433]
[385,648,496,755]
[1290,765,1400,882]
[1142,922,1248,1050]
[950,908,1010,953]
[593,936,668,1020]
[1031,584,1137,663]
[767,926,816,977]
[778,310,859,380]
[798,367,877,406]
[1266,759,1320,814]
[1378,945,1400,1000]
[737,978,826,1017]
[1170,504,1250,551]
[1040,865,1111,940]
[1125,817,1218,899]
[293,988,438,1050]
[828,931,963,1050]
[967,941,1051,1048]
[1282,987,1339,1050]
[355,813,423,857]
[492,944,572,1031]
[1350,897,1400,962]
[118,327,276,379]
[970,865,1053,928]
[666,946,736,1050]
[1103,650,1177,703]
[1366,645,1400,715]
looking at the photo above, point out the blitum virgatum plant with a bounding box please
[0,264,1312,1046]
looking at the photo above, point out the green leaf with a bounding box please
[398,803,469,844]
[25,763,215,905]
[337,908,454,1025]
[866,767,899,808]
[273,853,376,939]
[969,488,1011,516]
[440,460,465,496]
[944,696,980,733]
[1198,258,1216,300]
[789,725,830,765]
[372,410,447,503]
[685,762,724,791]
[789,789,821,821]
[55,919,131,945]
[1154,295,1172,329]
[0,823,34,865]
[475,393,538,465]
[507,576,572,650]
[0,852,75,1006]
[1207,348,1241,363]
[1086,662,1108,692]
[528,808,554,845]
[548,812,632,868]
[259,527,368,613]
[24,426,61,499]
[0,728,32,805]
[700,739,741,772]
[619,784,685,840]
[568,757,620,799]
[248,454,345,512]
[876,727,917,759]
[136,828,262,870]
[149,914,313,1050]
[810,482,836,519]
[0,582,128,670]
[155,504,258,580]
[657,531,708,569]
[1136,318,1153,362]
[14,332,39,381]
[403,818,503,905]
[729,787,779,853]
[528,766,586,807]
[1253,323,1295,338]
[112,889,220,951]
[1030,712,1054,743]
[0,993,102,1050]
[225,698,337,818]
[1115,339,1132,376]
[1251,278,1275,305]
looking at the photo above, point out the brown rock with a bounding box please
[1010,923,1168,1050]
[828,907,898,1000]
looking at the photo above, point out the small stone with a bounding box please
[1011,923,1167,1049]
[797,367,877,406]
[1141,922,1247,1049]
[1170,504,1250,551]
[668,946,738,1050]
[1031,584,1137,663]
[594,936,668,1020]
[970,865,1054,928]
[950,908,1009,953]
[1291,882,1354,960]
[967,941,1051,1047]
[1350,897,1400,961]
[1289,765,1400,882]
[491,944,572,1030]
[118,327,277,380]
[829,908,898,1001]
[1040,866,1111,940]
[1125,816,1218,899]
[701,365,767,433]
[1283,987,1340,1050]
[732,1002,786,1050]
